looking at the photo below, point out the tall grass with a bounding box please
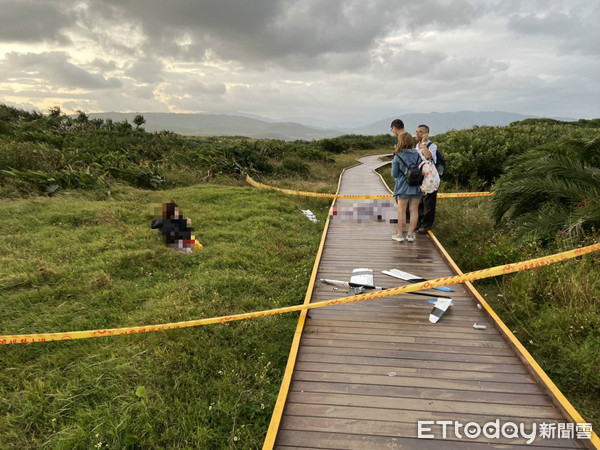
[435,198,600,429]
[0,184,331,448]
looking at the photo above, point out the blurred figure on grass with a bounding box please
[151,202,202,253]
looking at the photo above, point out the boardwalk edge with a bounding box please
[428,230,600,449]
[262,161,362,448]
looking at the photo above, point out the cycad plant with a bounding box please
[491,135,600,240]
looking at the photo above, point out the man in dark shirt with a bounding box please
[415,124,438,233]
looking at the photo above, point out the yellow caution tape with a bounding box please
[246,175,390,199]
[1,242,598,345]
[438,192,494,198]
[246,175,493,199]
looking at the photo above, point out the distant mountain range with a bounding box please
[88,111,574,141]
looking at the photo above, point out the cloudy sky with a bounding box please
[0,0,598,127]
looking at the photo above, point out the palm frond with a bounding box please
[491,135,600,239]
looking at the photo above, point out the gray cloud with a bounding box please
[406,0,484,31]
[509,11,575,36]
[91,58,119,73]
[125,58,165,84]
[507,2,600,55]
[0,0,72,44]
[3,51,122,89]
[82,0,283,61]
[164,79,226,98]
[75,0,407,71]
[432,57,509,80]
[0,0,597,122]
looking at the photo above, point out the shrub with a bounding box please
[491,135,600,241]
[434,120,600,189]
[319,138,347,154]
[277,158,311,178]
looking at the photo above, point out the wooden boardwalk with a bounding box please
[264,155,594,449]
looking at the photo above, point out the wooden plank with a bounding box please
[290,379,553,406]
[278,416,583,448]
[285,391,561,419]
[298,345,524,366]
[293,361,535,383]
[306,308,481,321]
[300,331,511,349]
[281,402,567,427]
[303,319,501,337]
[298,337,515,357]
[302,322,501,338]
[275,429,583,449]
[301,326,502,342]
[302,323,498,338]
[289,372,544,396]
[296,352,530,374]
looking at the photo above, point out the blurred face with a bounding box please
[416,126,428,141]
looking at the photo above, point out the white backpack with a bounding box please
[417,149,440,194]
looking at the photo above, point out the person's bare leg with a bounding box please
[408,198,420,235]
[397,198,408,235]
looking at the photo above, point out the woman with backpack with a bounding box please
[390,128,423,242]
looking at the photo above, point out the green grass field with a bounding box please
[0,180,332,448]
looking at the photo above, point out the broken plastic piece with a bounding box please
[383,269,454,292]
[301,209,318,223]
[348,285,364,296]
[350,268,374,287]
[429,298,453,324]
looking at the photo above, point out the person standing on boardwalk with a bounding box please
[390,118,406,136]
[391,125,422,242]
[415,124,438,234]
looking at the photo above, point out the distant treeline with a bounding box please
[435,117,600,189]
[0,104,394,195]
[1,104,599,198]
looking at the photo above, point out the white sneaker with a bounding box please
[392,234,405,242]
[406,233,416,242]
